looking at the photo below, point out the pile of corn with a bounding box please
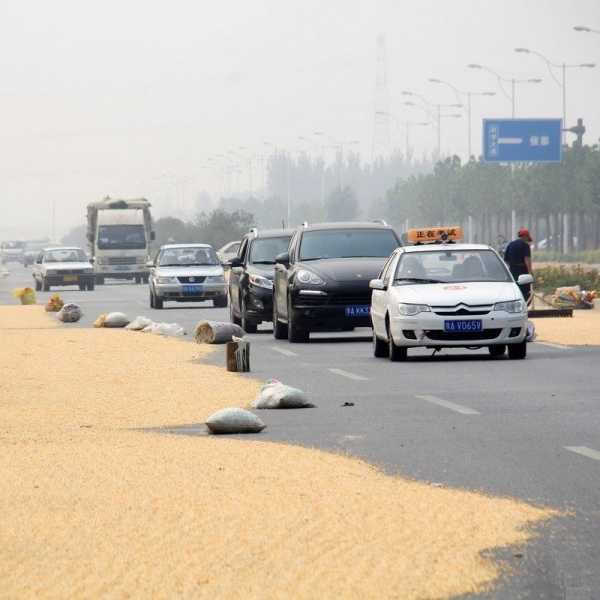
[44,294,64,312]
[552,285,597,309]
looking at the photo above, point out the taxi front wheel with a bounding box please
[388,334,407,362]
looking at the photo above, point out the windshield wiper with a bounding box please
[251,260,276,265]
[394,277,446,284]
[301,256,328,261]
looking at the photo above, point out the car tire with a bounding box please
[34,278,42,292]
[87,281,95,291]
[214,295,228,308]
[272,298,288,339]
[42,278,50,292]
[508,340,527,360]
[154,293,164,309]
[79,283,85,291]
[488,344,506,357]
[240,296,257,333]
[150,289,155,308]
[135,276,142,284]
[229,295,242,326]
[142,274,149,284]
[288,298,309,343]
[373,330,388,358]
[388,327,407,362]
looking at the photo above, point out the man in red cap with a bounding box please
[504,228,533,303]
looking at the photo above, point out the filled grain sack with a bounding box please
[103,312,130,328]
[57,303,82,323]
[45,294,64,312]
[194,320,245,344]
[252,379,313,409]
[206,408,265,434]
[142,322,186,337]
[125,316,153,331]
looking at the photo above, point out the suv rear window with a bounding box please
[299,229,399,261]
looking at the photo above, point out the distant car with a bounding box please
[149,243,227,309]
[272,221,401,342]
[32,247,95,291]
[228,228,293,332]
[370,228,531,361]
[0,241,25,264]
[216,240,241,266]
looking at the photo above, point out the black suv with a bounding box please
[272,221,401,342]
[228,228,293,332]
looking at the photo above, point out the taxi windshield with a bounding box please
[44,249,87,263]
[393,249,511,284]
[158,247,219,267]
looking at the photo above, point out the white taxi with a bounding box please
[370,227,533,361]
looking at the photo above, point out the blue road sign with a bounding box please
[483,118,562,163]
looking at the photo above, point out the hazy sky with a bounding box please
[2,0,599,238]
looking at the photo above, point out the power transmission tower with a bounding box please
[371,34,391,161]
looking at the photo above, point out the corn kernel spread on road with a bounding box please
[0,306,556,599]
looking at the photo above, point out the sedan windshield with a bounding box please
[158,247,219,267]
[249,236,291,264]
[393,249,511,284]
[300,229,399,261]
[44,249,87,263]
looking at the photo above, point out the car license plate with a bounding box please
[63,275,78,282]
[345,305,370,317]
[115,265,130,271]
[444,319,482,332]
[183,284,203,295]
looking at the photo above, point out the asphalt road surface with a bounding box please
[2,265,599,599]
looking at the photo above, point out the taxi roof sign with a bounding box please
[407,226,463,244]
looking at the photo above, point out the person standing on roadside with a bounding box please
[504,228,533,303]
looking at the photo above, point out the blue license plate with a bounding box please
[444,319,482,332]
[182,284,203,295]
[345,305,371,317]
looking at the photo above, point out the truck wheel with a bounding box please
[42,278,50,292]
[79,283,85,291]
[135,276,142,284]
[142,274,149,284]
[87,281,95,291]
[35,278,42,292]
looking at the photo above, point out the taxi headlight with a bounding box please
[296,269,324,285]
[493,300,525,313]
[397,303,431,316]
[249,274,272,289]
[156,276,178,284]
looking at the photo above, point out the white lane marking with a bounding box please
[270,346,299,357]
[328,368,369,381]
[415,394,480,415]
[565,446,600,461]
[535,341,571,350]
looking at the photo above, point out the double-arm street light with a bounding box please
[428,78,495,158]
[467,64,542,118]
[402,91,462,159]
[514,48,595,143]
[376,111,429,159]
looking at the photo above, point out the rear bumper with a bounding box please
[43,274,95,286]
[95,265,148,278]
[155,282,227,302]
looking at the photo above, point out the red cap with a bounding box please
[518,228,533,242]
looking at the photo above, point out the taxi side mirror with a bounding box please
[517,274,534,285]
[369,279,386,291]
[228,256,242,268]
[275,252,290,267]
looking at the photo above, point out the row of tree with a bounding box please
[379,145,600,251]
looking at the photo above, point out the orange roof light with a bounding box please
[406,226,463,244]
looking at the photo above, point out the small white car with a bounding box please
[149,243,227,309]
[32,247,95,291]
[370,241,533,361]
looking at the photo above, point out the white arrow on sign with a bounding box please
[498,137,523,144]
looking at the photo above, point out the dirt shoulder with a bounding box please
[0,306,556,599]
[532,310,600,346]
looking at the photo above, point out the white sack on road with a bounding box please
[57,303,83,323]
[252,379,313,409]
[103,312,130,328]
[206,407,265,434]
[125,316,153,331]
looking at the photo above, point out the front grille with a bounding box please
[108,256,137,265]
[433,308,490,316]
[328,292,372,305]
[295,295,326,306]
[177,276,207,283]
[54,270,85,275]
[424,329,501,341]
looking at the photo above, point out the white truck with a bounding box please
[86,197,155,285]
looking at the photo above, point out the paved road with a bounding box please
[2,266,599,599]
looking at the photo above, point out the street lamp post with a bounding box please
[402,91,462,158]
[514,48,595,143]
[467,64,542,118]
[428,78,495,159]
[376,111,429,159]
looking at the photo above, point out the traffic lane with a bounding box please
[0,266,230,330]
